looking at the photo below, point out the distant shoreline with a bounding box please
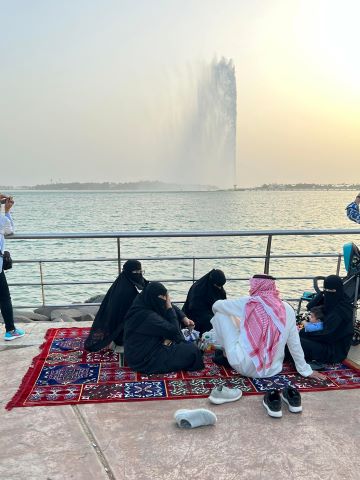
[1,182,360,192]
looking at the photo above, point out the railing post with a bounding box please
[336,253,342,276]
[353,276,360,325]
[192,258,196,283]
[264,235,272,275]
[39,261,46,306]
[117,238,121,274]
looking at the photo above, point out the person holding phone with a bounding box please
[0,194,25,340]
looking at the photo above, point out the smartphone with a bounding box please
[0,198,7,205]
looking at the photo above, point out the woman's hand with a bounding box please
[182,317,195,328]
[165,294,172,310]
[308,371,326,381]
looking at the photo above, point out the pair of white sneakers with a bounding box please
[174,385,242,428]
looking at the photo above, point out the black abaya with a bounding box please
[182,269,226,334]
[84,260,147,352]
[124,282,204,374]
[299,275,354,362]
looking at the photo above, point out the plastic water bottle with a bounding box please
[202,332,215,352]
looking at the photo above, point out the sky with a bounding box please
[0,0,359,188]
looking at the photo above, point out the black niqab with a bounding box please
[123,259,145,289]
[323,274,345,313]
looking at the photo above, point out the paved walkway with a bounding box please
[1,322,360,480]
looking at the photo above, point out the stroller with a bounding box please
[297,242,360,345]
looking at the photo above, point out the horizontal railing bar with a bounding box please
[7,228,347,310]
[14,303,102,309]
[13,298,301,310]
[10,252,341,264]
[6,228,360,240]
[8,275,320,288]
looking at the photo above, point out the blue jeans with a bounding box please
[0,269,15,332]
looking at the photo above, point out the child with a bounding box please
[301,306,324,332]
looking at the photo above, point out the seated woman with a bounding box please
[299,275,353,363]
[84,260,147,352]
[182,269,227,335]
[124,282,204,374]
[211,274,324,380]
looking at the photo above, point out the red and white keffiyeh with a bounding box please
[242,277,286,373]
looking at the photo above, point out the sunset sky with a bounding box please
[1,0,359,188]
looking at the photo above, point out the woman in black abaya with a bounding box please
[299,275,353,363]
[124,282,204,374]
[84,260,147,352]
[182,269,227,335]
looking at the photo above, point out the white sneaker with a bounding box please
[208,385,242,404]
[174,408,217,428]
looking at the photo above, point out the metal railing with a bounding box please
[6,228,360,309]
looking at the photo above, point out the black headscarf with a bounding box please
[123,259,146,289]
[182,269,227,334]
[142,282,168,317]
[84,260,147,351]
[184,269,227,312]
[323,275,345,313]
[209,269,226,287]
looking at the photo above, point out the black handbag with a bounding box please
[1,251,12,270]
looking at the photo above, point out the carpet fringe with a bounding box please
[5,328,56,411]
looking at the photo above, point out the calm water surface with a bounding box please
[2,190,360,306]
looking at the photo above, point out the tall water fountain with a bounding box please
[198,57,237,188]
[173,57,237,189]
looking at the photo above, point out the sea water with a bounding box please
[2,189,360,307]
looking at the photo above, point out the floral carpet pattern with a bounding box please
[6,327,360,409]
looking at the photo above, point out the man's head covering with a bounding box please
[123,259,145,289]
[242,275,286,373]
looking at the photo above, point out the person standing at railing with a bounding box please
[0,194,25,341]
[84,259,148,351]
[346,193,360,223]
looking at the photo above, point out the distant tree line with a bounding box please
[253,183,360,191]
[2,182,359,191]
[27,181,217,191]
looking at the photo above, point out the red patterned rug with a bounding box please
[6,327,360,409]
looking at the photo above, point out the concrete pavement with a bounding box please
[1,322,360,480]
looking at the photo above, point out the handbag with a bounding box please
[0,251,12,270]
